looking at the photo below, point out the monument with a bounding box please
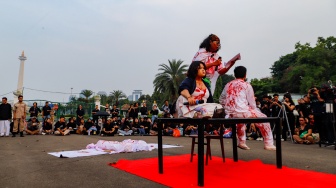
[13,51,27,103]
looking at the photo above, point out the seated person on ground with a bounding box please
[144,117,151,134]
[118,118,133,136]
[76,118,85,135]
[110,117,119,134]
[85,118,97,135]
[26,117,40,135]
[54,116,70,136]
[163,122,177,136]
[293,117,314,144]
[102,118,116,136]
[150,121,159,136]
[42,117,53,135]
[66,117,77,133]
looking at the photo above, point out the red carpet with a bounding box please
[110,154,336,188]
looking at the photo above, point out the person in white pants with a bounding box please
[219,66,276,151]
[0,97,12,137]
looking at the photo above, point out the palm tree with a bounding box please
[153,59,188,102]
[80,89,93,103]
[110,90,127,106]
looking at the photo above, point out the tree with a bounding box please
[212,74,235,102]
[110,90,126,106]
[270,36,336,94]
[80,89,93,103]
[250,77,274,98]
[153,59,188,102]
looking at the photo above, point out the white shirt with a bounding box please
[219,79,256,114]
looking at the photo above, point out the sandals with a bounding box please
[303,140,311,144]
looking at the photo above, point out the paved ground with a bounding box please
[0,134,335,188]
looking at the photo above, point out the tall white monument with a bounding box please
[13,51,27,103]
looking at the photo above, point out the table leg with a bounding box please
[197,123,204,186]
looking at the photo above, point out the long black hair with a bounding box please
[199,34,221,52]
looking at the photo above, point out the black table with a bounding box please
[157,117,282,187]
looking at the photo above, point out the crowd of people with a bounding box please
[0,34,334,150]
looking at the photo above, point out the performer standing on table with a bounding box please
[176,61,223,118]
[192,34,240,94]
[219,66,276,150]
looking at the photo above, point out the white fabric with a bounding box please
[210,70,220,94]
[86,139,154,154]
[0,120,10,136]
[176,87,222,118]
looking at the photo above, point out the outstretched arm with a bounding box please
[218,53,241,75]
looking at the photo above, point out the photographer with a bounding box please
[308,87,325,134]
[270,94,282,117]
[316,84,336,144]
[282,93,296,141]
[260,95,271,117]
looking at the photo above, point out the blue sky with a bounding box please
[1,0,335,102]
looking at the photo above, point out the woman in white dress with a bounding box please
[176,61,223,118]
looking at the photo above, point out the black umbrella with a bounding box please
[93,111,110,117]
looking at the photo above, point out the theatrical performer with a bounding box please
[192,34,241,93]
[176,61,223,118]
[219,66,276,150]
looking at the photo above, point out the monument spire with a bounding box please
[14,51,27,103]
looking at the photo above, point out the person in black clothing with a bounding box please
[308,87,325,135]
[66,117,77,134]
[84,118,97,135]
[118,118,133,136]
[140,103,148,118]
[260,95,271,117]
[133,103,139,119]
[282,93,296,141]
[0,97,12,137]
[29,102,41,118]
[91,105,100,125]
[42,117,53,134]
[111,105,119,118]
[76,105,85,125]
[102,118,115,136]
[150,105,159,124]
[269,94,282,136]
[26,117,40,135]
[54,116,70,136]
[42,101,52,120]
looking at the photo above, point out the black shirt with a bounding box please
[151,109,159,115]
[111,108,119,117]
[103,123,113,131]
[43,122,52,130]
[140,106,148,115]
[0,103,12,120]
[54,121,66,131]
[29,106,41,117]
[42,106,52,116]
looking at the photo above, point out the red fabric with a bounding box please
[110,154,336,188]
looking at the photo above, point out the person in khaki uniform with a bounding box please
[13,95,27,137]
